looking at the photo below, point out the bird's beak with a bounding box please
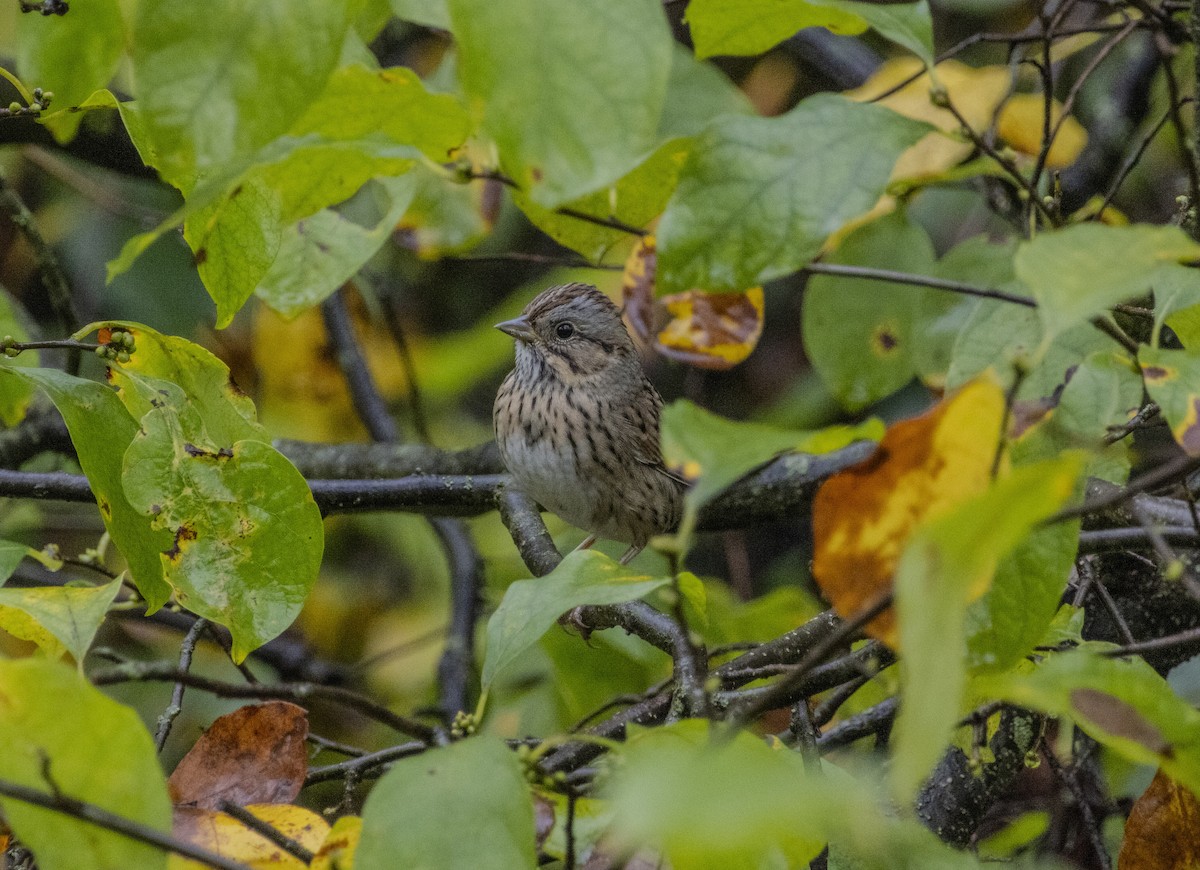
[495,315,537,343]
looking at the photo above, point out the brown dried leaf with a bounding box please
[1119,769,1200,870]
[168,701,309,810]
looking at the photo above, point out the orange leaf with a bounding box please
[168,701,309,810]
[811,378,1006,645]
[1119,769,1200,870]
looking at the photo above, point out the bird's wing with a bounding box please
[628,381,689,490]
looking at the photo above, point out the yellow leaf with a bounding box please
[171,804,330,869]
[847,58,1011,181]
[997,93,1088,168]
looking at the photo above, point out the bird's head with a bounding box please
[496,283,639,385]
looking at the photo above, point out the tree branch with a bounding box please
[90,661,443,744]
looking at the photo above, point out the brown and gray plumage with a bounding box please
[494,282,685,564]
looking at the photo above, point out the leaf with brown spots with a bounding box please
[812,377,1006,644]
[173,803,329,870]
[620,234,764,369]
[1119,769,1200,870]
[655,286,764,370]
[1138,346,1200,456]
[168,702,309,809]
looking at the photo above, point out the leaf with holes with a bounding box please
[120,390,322,661]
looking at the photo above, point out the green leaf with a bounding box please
[661,398,883,539]
[1138,345,1200,456]
[0,288,38,426]
[254,174,418,319]
[482,550,671,687]
[0,366,173,610]
[0,576,123,663]
[891,454,1083,804]
[0,658,172,870]
[98,322,261,437]
[606,720,974,868]
[915,235,1021,385]
[130,0,351,183]
[1010,349,1142,483]
[656,94,932,295]
[979,649,1200,795]
[606,722,825,868]
[965,520,1079,674]
[289,64,470,160]
[102,326,322,660]
[513,137,691,262]
[688,0,933,65]
[448,0,673,208]
[657,45,754,140]
[1015,224,1200,338]
[357,737,536,870]
[947,300,1112,401]
[16,0,125,142]
[183,177,284,327]
[802,210,940,410]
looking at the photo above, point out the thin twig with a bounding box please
[378,290,433,443]
[725,592,894,728]
[305,741,427,785]
[431,517,484,721]
[801,262,1036,307]
[154,618,207,752]
[90,662,443,744]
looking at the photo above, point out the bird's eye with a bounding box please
[555,322,575,340]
